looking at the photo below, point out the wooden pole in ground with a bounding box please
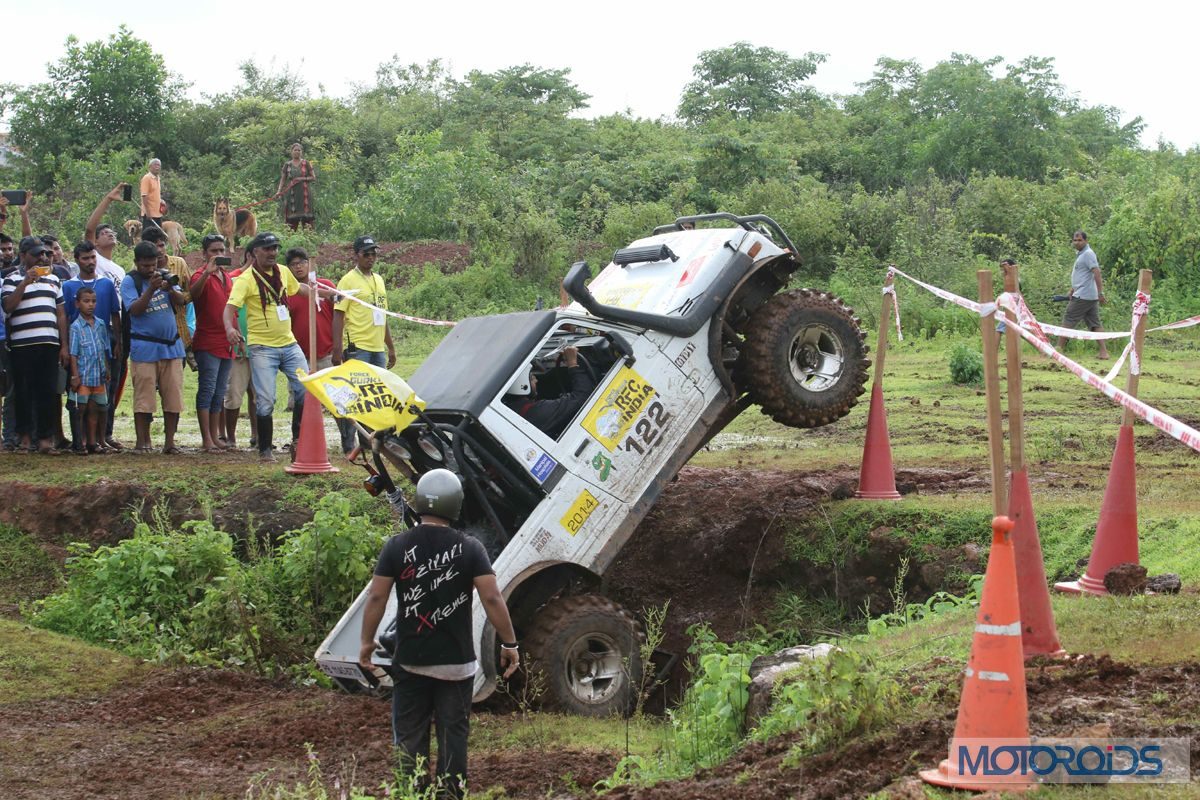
[1002,264,1025,472]
[1121,270,1154,427]
[979,270,1007,516]
[874,271,894,386]
[304,265,321,373]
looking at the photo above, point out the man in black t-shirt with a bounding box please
[360,469,519,799]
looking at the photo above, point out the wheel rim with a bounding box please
[562,632,625,706]
[788,323,845,392]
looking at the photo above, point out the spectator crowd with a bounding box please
[0,178,396,462]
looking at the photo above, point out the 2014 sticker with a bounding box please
[560,489,599,536]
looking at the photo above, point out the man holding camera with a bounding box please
[121,241,187,453]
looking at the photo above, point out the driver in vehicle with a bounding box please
[503,345,596,438]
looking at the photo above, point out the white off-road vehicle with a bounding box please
[315,213,868,715]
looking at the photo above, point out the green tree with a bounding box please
[4,26,183,186]
[678,42,827,124]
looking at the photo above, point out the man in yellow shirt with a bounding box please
[223,232,330,462]
[139,158,163,231]
[332,235,396,453]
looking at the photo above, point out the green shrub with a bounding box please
[751,650,901,753]
[33,518,238,660]
[948,342,984,384]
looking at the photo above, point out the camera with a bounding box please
[215,256,232,267]
[157,269,180,288]
[122,185,133,202]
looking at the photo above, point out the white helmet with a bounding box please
[506,362,535,396]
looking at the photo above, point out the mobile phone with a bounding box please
[122,185,133,202]
[1,190,27,206]
[215,256,232,267]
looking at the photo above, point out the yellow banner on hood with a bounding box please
[299,362,424,434]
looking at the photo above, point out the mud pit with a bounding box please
[2,656,1194,798]
[0,668,617,800]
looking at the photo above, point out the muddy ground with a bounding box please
[2,655,1195,799]
[0,464,1014,798]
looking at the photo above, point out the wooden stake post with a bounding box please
[875,271,894,386]
[308,270,319,372]
[1121,270,1154,427]
[979,270,1007,516]
[1002,264,1025,472]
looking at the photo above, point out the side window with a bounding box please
[501,325,622,443]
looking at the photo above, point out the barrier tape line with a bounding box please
[889,268,1200,341]
[337,288,457,327]
[1004,310,1200,453]
[884,268,1200,451]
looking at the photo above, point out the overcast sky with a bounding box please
[5,0,1196,150]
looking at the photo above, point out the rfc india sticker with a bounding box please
[580,366,655,451]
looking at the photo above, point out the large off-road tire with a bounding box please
[524,594,645,717]
[739,289,869,428]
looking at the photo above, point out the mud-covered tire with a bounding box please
[739,289,869,428]
[524,594,645,717]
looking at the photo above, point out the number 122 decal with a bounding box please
[622,401,671,455]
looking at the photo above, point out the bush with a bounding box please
[948,342,984,384]
[33,517,238,660]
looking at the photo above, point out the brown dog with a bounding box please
[162,221,187,256]
[213,199,258,248]
[124,218,185,255]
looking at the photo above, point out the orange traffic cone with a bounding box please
[855,382,901,499]
[920,516,1032,792]
[1054,425,1137,596]
[1009,469,1066,658]
[286,392,339,475]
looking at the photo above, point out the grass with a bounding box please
[0,524,59,607]
[0,619,146,704]
[470,711,666,756]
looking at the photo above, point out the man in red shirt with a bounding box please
[189,234,234,452]
[284,247,335,371]
[282,248,335,424]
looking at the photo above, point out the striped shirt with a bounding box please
[1,270,64,347]
[70,316,109,387]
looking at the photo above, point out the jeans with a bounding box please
[391,667,473,800]
[247,343,307,417]
[337,349,388,453]
[194,349,233,413]
[10,344,60,441]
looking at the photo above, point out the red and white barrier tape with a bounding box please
[996,291,1049,343]
[337,289,457,327]
[1003,310,1200,453]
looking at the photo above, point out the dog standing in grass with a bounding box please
[213,199,258,249]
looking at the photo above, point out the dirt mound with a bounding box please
[604,656,1200,799]
[0,666,616,799]
[604,466,986,705]
[0,480,313,562]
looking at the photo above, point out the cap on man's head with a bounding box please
[353,236,378,254]
[247,232,281,252]
[18,236,48,256]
